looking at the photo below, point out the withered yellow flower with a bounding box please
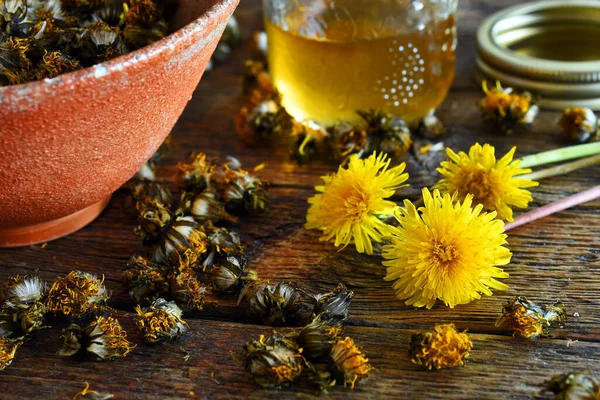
[134,298,188,344]
[0,337,22,371]
[434,143,538,222]
[330,337,372,389]
[545,371,600,400]
[306,152,409,254]
[45,271,110,316]
[496,296,567,339]
[383,188,511,309]
[409,324,473,370]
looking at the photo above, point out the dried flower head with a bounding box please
[311,284,355,325]
[297,316,343,361]
[383,188,511,308]
[46,271,110,316]
[242,59,276,97]
[180,189,230,224]
[241,281,304,325]
[306,152,409,254]
[328,122,369,161]
[545,371,600,400]
[409,324,473,370]
[219,162,268,216]
[241,333,303,388]
[496,296,567,339]
[134,298,188,344]
[0,337,22,371]
[176,153,215,194]
[330,337,372,389]
[204,255,258,294]
[411,140,446,171]
[236,99,291,145]
[122,255,169,304]
[169,269,207,311]
[358,109,413,157]
[558,107,599,143]
[59,315,135,361]
[292,120,329,163]
[479,81,539,134]
[128,180,173,212]
[413,110,447,139]
[434,143,539,222]
[34,50,79,79]
[1,300,48,336]
[1,271,48,307]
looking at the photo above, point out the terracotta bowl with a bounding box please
[0,0,239,247]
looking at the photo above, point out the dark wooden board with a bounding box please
[1,0,599,398]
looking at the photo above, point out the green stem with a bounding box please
[520,154,600,181]
[518,142,600,169]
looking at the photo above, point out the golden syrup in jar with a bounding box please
[265,6,456,125]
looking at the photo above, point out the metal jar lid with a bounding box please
[476,0,600,110]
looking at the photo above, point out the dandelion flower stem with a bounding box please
[520,154,600,181]
[518,142,600,169]
[505,185,600,231]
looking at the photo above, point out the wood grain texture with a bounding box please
[1,0,599,398]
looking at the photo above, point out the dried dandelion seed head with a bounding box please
[134,298,188,344]
[1,272,48,307]
[297,316,343,361]
[558,107,599,144]
[358,109,413,157]
[176,153,215,194]
[306,152,409,255]
[242,281,304,325]
[330,337,372,389]
[383,188,511,309]
[496,296,567,339]
[434,143,539,222]
[409,323,472,370]
[169,269,207,311]
[122,255,169,304]
[59,315,135,361]
[242,333,303,388]
[311,283,355,325]
[0,337,22,371]
[479,81,538,134]
[220,163,268,216]
[545,371,600,400]
[46,271,110,316]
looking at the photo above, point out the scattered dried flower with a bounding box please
[134,298,188,344]
[46,271,110,316]
[409,323,473,370]
[306,152,409,254]
[357,109,413,157]
[241,281,304,325]
[434,143,539,222]
[412,110,447,139]
[330,337,372,389]
[328,122,369,161]
[479,81,539,134]
[0,337,22,371]
[310,283,355,325]
[383,188,511,308]
[176,153,215,194]
[545,371,600,400]
[169,269,207,311]
[292,120,330,163]
[235,98,291,145]
[496,296,567,339]
[558,107,599,144]
[242,59,276,98]
[122,255,169,304]
[297,316,343,361]
[219,161,269,216]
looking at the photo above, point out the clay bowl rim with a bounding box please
[0,0,238,99]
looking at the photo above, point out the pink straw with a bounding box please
[504,185,600,231]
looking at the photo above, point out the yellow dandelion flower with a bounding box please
[306,152,409,254]
[409,324,473,370]
[383,188,511,309]
[434,143,539,222]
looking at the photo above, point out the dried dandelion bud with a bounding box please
[411,140,446,171]
[176,153,215,194]
[328,122,368,161]
[0,37,31,85]
[241,333,303,388]
[35,50,79,79]
[479,81,539,134]
[59,315,135,361]
[409,323,473,370]
[181,189,230,224]
[129,180,173,211]
[292,120,329,163]
[1,0,31,37]
[81,21,124,64]
[236,99,291,144]
[122,21,168,49]
[545,371,600,400]
[220,163,268,215]
[0,300,48,335]
[1,272,48,307]
[122,255,169,304]
[330,337,372,389]
[46,271,110,317]
[413,110,447,139]
[311,284,355,325]
[242,281,304,325]
[297,316,343,361]
[496,296,567,339]
[0,337,22,371]
[358,109,412,157]
[558,107,599,143]
[242,59,276,97]
[204,255,257,294]
[134,298,188,344]
[169,269,207,311]
[205,224,244,256]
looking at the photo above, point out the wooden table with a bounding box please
[1,0,599,398]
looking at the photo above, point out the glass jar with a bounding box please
[263,0,458,125]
